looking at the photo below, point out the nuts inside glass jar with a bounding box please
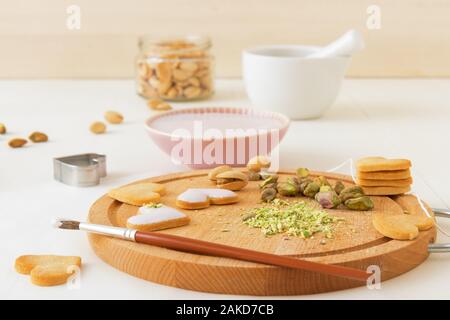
[136,35,214,101]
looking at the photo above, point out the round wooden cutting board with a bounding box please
[88,170,436,296]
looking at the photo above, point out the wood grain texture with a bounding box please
[2,0,450,78]
[88,169,436,295]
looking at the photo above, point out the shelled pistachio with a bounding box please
[334,180,345,195]
[339,186,364,202]
[344,196,374,211]
[277,182,298,197]
[260,175,278,189]
[303,182,320,198]
[315,191,341,209]
[248,171,262,181]
[261,187,277,202]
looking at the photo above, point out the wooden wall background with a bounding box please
[1,0,450,78]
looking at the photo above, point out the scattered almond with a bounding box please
[154,102,172,111]
[104,111,124,124]
[147,98,172,111]
[8,138,27,148]
[90,121,106,134]
[29,131,48,143]
[148,98,164,110]
[0,123,6,134]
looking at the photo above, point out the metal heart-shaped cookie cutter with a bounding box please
[53,153,107,187]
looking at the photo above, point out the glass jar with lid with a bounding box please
[135,35,214,101]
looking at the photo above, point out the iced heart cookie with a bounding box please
[202,188,239,205]
[356,177,413,187]
[176,188,238,209]
[358,169,411,181]
[176,189,210,209]
[108,182,166,206]
[372,213,434,240]
[357,157,411,172]
[15,255,82,287]
[126,204,190,232]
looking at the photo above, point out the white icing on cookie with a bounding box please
[129,206,187,225]
[177,189,209,203]
[176,188,238,207]
[196,188,237,199]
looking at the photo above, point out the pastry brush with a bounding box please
[53,218,370,282]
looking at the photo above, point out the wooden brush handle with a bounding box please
[135,231,369,282]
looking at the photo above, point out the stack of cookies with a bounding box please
[356,157,412,196]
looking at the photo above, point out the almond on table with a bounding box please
[90,121,106,134]
[0,123,6,134]
[147,98,172,111]
[154,102,172,111]
[8,138,27,148]
[29,131,48,143]
[104,111,124,124]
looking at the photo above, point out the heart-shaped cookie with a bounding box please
[108,182,166,206]
[372,213,434,240]
[176,188,238,209]
[127,205,190,232]
[15,255,82,286]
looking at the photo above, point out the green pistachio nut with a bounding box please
[287,176,300,186]
[261,187,277,202]
[303,182,320,198]
[299,178,313,194]
[339,186,364,202]
[334,181,345,195]
[260,175,279,188]
[320,185,332,192]
[296,167,310,178]
[344,196,374,211]
[315,191,341,209]
[248,171,261,181]
[277,182,298,196]
[262,182,277,190]
[241,212,257,221]
[286,177,300,193]
[314,176,331,187]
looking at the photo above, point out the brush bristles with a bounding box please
[52,218,80,230]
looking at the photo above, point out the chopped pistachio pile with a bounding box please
[243,199,343,238]
[143,202,162,208]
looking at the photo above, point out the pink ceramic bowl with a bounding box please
[145,107,290,169]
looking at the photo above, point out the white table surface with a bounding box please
[1,79,450,300]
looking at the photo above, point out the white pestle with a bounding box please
[306,29,364,58]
